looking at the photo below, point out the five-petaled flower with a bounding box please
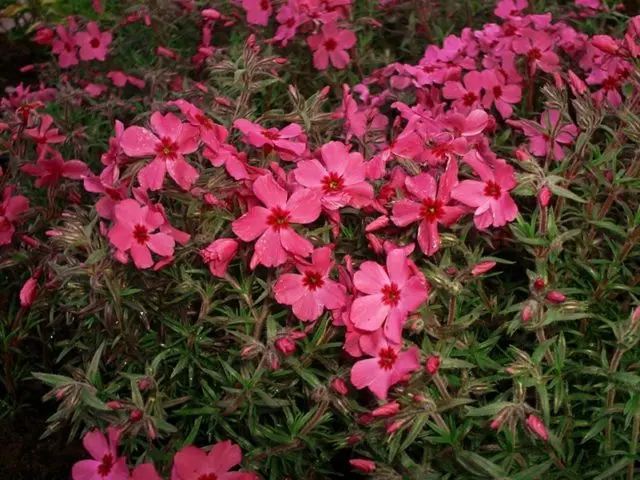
[307,22,357,70]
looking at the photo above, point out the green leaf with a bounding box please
[465,402,514,417]
[511,460,553,480]
[79,390,110,411]
[548,183,587,203]
[456,451,508,477]
[593,458,631,480]
[32,372,72,388]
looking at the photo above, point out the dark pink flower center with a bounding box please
[484,181,501,199]
[262,129,280,140]
[285,17,296,28]
[97,454,114,477]
[420,198,444,223]
[527,48,542,60]
[381,283,401,307]
[64,43,73,52]
[504,24,516,36]
[260,0,269,11]
[267,206,291,231]
[133,224,150,245]
[90,38,100,48]
[602,76,619,91]
[156,137,179,160]
[377,347,398,370]
[321,172,344,193]
[303,271,325,291]
[422,65,435,73]
[324,38,338,51]
[197,474,218,480]
[493,85,503,98]
[196,114,214,129]
[462,92,478,106]
[431,142,451,160]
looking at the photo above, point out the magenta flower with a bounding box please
[24,114,66,156]
[443,71,484,112]
[307,22,357,70]
[350,249,428,343]
[294,141,373,210]
[451,151,518,230]
[200,238,239,278]
[242,0,272,26]
[169,99,228,148]
[234,119,306,158]
[513,31,559,74]
[75,22,112,61]
[71,428,129,480]
[481,70,522,118]
[350,336,420,399]
[108,199,176,269]
[391,160,466,255]
[0,187,29,245]
[21,151,89,187]
[232,174,321,269]
[120,112,200,191]
[171,440,258,480]
[51,25,78,68]
[273,246,347,321]
[494,0,528,19]
[508,110,578,161]
[83,174,128,220]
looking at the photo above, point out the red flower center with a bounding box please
[324,38,338,51]
[602,76,619,91]
[197,474,218,480]
[133,224,150,245]
[493,85,503,98]
[504,24,516,36]
[260,0,269,10]
[90,38,100,48]
[422,65,435,73]
[156,137,179,160]
[484,181,502,199]
[97,454,114,477]
[377,347,398,370]
[420,198,444,223]
[285,17,296,28]
[196,114,214,129]
[381,283,401,307]
[267,206,291,231]
[303,271,325,291]
[527,48,542,61]
[431,142,451,160]
[64,43,73,52]
[321,172,345,193]
[462,92,478,106]
[262,129,280,140]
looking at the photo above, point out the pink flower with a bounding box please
[75,22,112,61]
[72,428,129,480]
[443,71,484,113]
[425,354,441,375]
[169,99,228,147]
[0,187,29,245]
[200,239,239,277]
[471,261,497,276]
[526,414,549,440]
[51,25,79,68]
[130,464,161,480]
[234,119,306,158]
[512,31,559,74]
[21,152,89,187]
[24,114,66,156]
[20,276,39,307]
[232,174,321,269]
[481,70,522,119]
[350,336,420,399]
[242,0,272,26]
[349,459,376,473]
[34,27,55,45]
[350,249,428,343]
[509,110,578,161]
[294,141,373,210]
[273,246,346,321]
[391,159,465,256]
[108,199,175,269]
[451,151,518,230]
[120,112,200,191]
[84,174,128,220]
[171,440,257,480]
[307,22,357,70]
[494,0,528,18]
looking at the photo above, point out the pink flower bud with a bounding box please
[386,419,405,433]
[201,8,221,20]
[156,46,179,59]
[20,65,35,73]
[241,344,259,359]
[521,303,533,323]
[358,413,373,425]
[546,291,566,304]
[515,149,531,162]
[631,306,640,328]
[347,434,362,445]
[489,416,503,430]
[349,459,376,473]
[138,378,151,391]
[146,422,157,440]
[366,233,383,254]
[273,57,288,64]
[471,261,496,277]
[568,70,588,95]
[269,352,280,371]
[592,35,619,55]
[275,337,297,356]
[106,400,124,410]
[552,71,564,89]
[371,401,400,417]
[203,193,220,205]
[214,96,232,107]
[319,86,331,98]
[331,377,348,396]
[21,235,39,248]
[20,277,38,307]
[426,355,441,376]
[533,277,546,291]
[526,414,549,440]
[366,215,390,233]
[538,186,552,207]
[200,239,239,278]
[129,409,144,422]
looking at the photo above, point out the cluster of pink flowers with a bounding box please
[39,18,113,68]
[72,428,257,480]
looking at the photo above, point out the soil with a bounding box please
[0,409,84,480]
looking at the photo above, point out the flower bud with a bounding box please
[20,277,39,307]
[631,306,640,328]
[365,215,389,233]
[349,459,376,473]
[331,377,348,396]
[546,291,566,304]
[346,434,362,445]
[129,409,144,422]
[425,355,441,376]
[592,35,619,55]
[521,303,533,323]
[515,148,532,162]
[275,337,296,356]
[538,186,552,207]
[386,419,405,433]
[138,378,151,391]
[371,401,400,417]
[568,69,588,96]
[533,277,546,291]
[471,261,496,277]
[526,414,549,440]
[106,400,125,410]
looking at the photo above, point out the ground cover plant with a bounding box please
[0,0,639,478]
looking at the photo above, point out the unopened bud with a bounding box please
[538,186,552,207]
[138,378,151,391]
[106,400,125,410]
[129,409,144,422]
[568,69,588,96]
[471,261,496,277]
[346,434,362,445]
[425,355,441,375]
[546,291,566,304]
[521,303,533,323]
[349,459,376,473]
[533,277,545,292]
[386,419,405,434]
[526,414,549,440]
[592,35,619,55]
[275,337,296,356]
[371,401,400,417]
[331,377,348,396]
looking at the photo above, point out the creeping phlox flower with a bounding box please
[0,187,29,246]
[171,440,258,480]
[72,428,129,480]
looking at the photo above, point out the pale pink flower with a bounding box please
[350,249,428,343]
[273,246,346,321]
[242,0,272,26]
[0,187,29,245]
[21,151,89,187]
[75,22,112,61]
[200,238,238,277]
[307,22,357,70]
[51,25,79,68]
[391,159,465,256]
[108,199,175,269]
[120,112,200,191]
[234,119,306,158]
[294,141,373,210]
[231,174,321,269]
[72,428,129,480]
[451,151,518,230]
[171,440,258,480]
[350,336,420,399]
